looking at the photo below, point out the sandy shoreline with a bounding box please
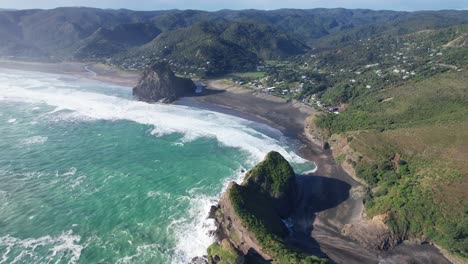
[0,60,140,87]
[0,60,452,264]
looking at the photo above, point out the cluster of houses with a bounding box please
[107,31,462,116]
[238,78,309,97]
[115,54,210,76]
[309,95,343,114]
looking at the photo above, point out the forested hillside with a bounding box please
[0,7,466,75]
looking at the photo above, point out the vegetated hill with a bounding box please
[334,123,468,258]
[444,32,468,47]
[149,9,223,32]
[74,23,161,59]
[0,7,165,58]
[317,71,468,133]
[116,22,260,75]
[316,70,468,258]
[0,7,466,73]
[316,11,468,48]
[115,21,310,75]
[303,25,468,106]
[221,22,310,59]
[216,8,407,43]
[0,12,46,58]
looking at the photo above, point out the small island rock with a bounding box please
[133,62,196,103]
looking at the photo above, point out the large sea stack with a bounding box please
[207,151,330,264]
[133,62,196,103]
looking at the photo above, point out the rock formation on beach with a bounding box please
[207,151,330,264]
[132,62,196,103]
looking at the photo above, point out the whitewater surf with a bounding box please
[0,69,315,263]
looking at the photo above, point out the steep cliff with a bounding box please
[132,62,196,103]
[209,151,330,264]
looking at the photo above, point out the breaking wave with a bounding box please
[0,70,309,164]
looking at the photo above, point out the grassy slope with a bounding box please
[318,71,468,132]
[347,123,467,256]
[207,239,242,264]
[320,70,468,257]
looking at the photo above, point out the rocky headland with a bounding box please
[206,151,330,264]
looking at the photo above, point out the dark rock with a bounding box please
[133,62,196,103]
[208,205,219,219]
[190,256,209,264]
[323,141,330,150]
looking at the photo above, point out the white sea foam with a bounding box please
[0,69,316,263]
[20,136,48,145]
[147,191,171,199]
[170,169,246,263]
[7,118,16,123]
[115,243,163,264]
[0,230,83,264]
[0,70,310,164]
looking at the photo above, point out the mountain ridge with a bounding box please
[0,7,466,74]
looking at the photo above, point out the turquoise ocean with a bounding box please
[0,69,315,263]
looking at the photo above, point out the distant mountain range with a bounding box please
[0,7,467,74]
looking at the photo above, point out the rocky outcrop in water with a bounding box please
[207,151,330,264]
[132,62,196,103]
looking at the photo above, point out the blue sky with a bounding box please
[0,0,466,11]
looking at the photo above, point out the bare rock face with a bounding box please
[133,62,196,103]
[341,214,400,251]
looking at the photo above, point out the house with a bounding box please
[328,106,339,112]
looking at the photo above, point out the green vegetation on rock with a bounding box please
[228,151,330,264]
[207,239,244,264]
[243,151,296,200]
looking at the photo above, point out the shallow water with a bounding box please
[0,69,315,263]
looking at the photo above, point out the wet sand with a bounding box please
[0,61,453,264]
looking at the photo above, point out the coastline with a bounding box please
[0,61,453,264]
[0,60,140,87]
[176,77,454,264]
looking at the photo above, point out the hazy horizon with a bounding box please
[0,0,467,12]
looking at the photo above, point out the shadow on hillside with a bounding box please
[287,175,351,258]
